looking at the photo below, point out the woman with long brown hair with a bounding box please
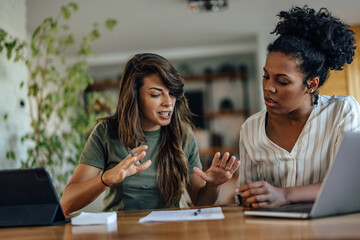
[61,53,240,214]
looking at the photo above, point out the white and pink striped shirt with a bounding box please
[237,95,360,187]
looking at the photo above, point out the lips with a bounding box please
[264,97,277,107]
[158,111,172,119]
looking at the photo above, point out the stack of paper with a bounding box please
[139,207,224,223]
[71,212,117,225]
[72,222,118,234]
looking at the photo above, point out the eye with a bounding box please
[278,81,289,86]
[262,75,269,80]
[150,94,161,98]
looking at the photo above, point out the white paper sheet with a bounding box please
[72,222,118,234]
[71,212,117,225]
[138,207,224,223]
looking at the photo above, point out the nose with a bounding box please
[263,78,276,93]
[161,93,175,107]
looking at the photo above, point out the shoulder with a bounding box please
[90,119,118,140]
[240,109,266,132]
[183,129,198,150]
[318,95,360,113]
[182,129,201,159]
[91,120,107,137]
[180,129,201,171]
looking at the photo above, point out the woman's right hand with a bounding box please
[101,145,151,186]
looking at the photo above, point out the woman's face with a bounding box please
[138,74,176,131]
[262,51,310,116]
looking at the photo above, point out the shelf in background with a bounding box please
[183,72,247,82]
[205,109,248,118]
[86,80,118,91]
[86,70,248,91]
[198,145,239,156]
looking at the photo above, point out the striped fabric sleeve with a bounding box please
[333,96,360,155]
[342,96,360,132]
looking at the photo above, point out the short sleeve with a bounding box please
[339,96,360,133]
[79,121,108,169]
[184,132,202,173]
[333,96,360,155]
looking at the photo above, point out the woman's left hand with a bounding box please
[193,152,240,186]
[236,181,289,208]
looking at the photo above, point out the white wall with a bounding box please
[0,0,30,169]
[253,23,278,114]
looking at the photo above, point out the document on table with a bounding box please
[71,212,117,225]
[138,207,224,223]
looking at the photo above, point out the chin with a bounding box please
[266,107,282,115]
[160,120,171,126]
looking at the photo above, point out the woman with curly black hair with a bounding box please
[236,6,360,208]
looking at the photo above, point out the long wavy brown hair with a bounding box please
[100,53,194,206]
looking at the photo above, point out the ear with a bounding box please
[306,77,319,93]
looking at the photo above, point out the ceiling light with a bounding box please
[188,0,228,13]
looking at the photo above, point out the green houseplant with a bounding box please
[0,2,117,193]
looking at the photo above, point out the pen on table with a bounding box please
[193,209,201,216]
[127,147,141,165]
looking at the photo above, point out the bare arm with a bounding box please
[60,145,151,215]
[236,181,322,208]
[60,164,104,215]
[187,152,240,206]
[186,173,219,206]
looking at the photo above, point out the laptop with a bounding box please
[0,168,70,227]
[244,131,360,219]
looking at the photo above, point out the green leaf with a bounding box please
[50,21,57,30]
[61,6,71,20]
[5,39,17,59]
[31,26,41,57]
[68,2,78,11]
[14,42,26,61]
[28,83,39,97]
[31,44,39,57]
[14,55,20,62]
[20,81,24,89]
[31,26,41,40]
[3,113,8,121]
[91,29,100,40]
[0,28,7,41]
[105,19,118,30]
[64,34,74,45]
[6,151,16,160]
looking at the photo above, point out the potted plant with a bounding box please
[0,2,117,194]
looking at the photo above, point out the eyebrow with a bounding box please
[263,68,290,78]
[149,87,163,91]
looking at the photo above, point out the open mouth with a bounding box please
[158,111,172,119]
[264,97,277,107]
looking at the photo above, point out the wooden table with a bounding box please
[1,205,360,240]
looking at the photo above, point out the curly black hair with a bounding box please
[267,5,356,104]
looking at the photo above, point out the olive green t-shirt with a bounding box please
[79,120,202,211]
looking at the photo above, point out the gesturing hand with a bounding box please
[102,145,152,186]
[236,181,289,208]
[193,152,240,186]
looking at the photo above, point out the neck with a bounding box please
[268,102,314,125]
